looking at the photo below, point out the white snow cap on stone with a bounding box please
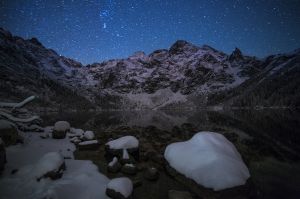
[107,177,133,198]
[78,140,98,145]
[108,157,118,167]
[34,152,64,179]
[106,136,139,149]
[164,131,250,191]
[70,128,84,136]
[54,121,70,132]
[84,130,95,140]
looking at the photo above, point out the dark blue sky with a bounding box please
[1,0,300,64]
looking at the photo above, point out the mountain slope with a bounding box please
[208,50,300,107]
[0,28,299,109]
[0,28,94,110]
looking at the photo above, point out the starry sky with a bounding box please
[0,0,300,64]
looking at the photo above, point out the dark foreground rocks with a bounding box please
[0,138,6,174]
[168,190,194,199]
[0,120,20,145]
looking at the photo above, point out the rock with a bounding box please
[105,136,140,161]
[144,167,159,181]
[69,128,84,137]
[35,152,66,181]
[70,136,81,144]
[0,138,6,174]
[52,121,70,139]
[108,157,122,173]
[164,132,250,191]
[0,120,19,146]
[83,130,95,140]
[77,140,99,150]
[120,149,135,165]
[121,164,137,175]
[106,177,133,199]
[168,190,194,199]
[40,133,50,139]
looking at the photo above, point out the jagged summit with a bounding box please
[169,40,199,54]
[229,48,243,61]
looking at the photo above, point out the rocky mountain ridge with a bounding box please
[0,28,299,110]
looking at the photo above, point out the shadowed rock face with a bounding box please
[1,27,299,109]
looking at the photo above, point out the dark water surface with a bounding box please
[41,109,300,199]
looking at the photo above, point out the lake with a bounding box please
[41,109,300,199]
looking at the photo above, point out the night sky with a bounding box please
[0,0,300,64]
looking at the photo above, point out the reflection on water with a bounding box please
[41,109,300,199]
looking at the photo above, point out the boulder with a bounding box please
[164,132,250,191]
[108,157,122,173]
[106,177,133,199]
[83,130,95,140]
[69,128,84,137]
[0,119,19,146]
[144,167,159,181]
[35,152,66,181]
[120,149,135,165]
[121,164,137,175]
[105,136,139,161]
[52,121,70,139]
[70,136,81,144]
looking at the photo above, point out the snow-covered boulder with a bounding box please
[0,119,19,145]
[83,130,95,140]
[120,149,133,164]
[70,136,81,144]
[53,121,70,139]
[164,131,250,191]
[0,138,6,174]
[105,136,139,160]
[34,152,65,181]
[78,140,99,150]
[107,157,122,173]
[69,128,84,137]
[106,136,139,150]
[106,177,133,199]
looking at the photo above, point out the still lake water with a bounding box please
[41,109,300,199]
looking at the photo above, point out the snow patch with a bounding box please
[107,177,133,198]
[34,152,64,179]
[78,140,98,146]
[83,130,95,140]
[106,136,139,150]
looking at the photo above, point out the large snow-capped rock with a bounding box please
[164,131,250,191]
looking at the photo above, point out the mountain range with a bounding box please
[0,27,299,110]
